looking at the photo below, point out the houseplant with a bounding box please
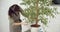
[20,0,58,32]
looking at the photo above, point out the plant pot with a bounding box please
[31,24,40,32]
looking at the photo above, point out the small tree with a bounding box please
[20,0,58,26]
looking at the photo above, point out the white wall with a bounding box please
[0,0,60,32]
[46,6,60,32]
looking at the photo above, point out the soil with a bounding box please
[31,24,40,27]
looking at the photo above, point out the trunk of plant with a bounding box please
[32,0,40,27]
[31,0,40,27]
[31,0,40,29]
[36,0,39,25]
[31,0,40,32]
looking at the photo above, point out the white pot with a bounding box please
[31,27,40,32]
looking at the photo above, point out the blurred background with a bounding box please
[0,0,60,32]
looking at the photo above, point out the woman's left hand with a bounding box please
[21,22,28,25]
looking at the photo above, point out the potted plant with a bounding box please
[20,0,58,32]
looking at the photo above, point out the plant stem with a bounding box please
[36,0,39,25]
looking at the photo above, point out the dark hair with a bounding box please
[8,4,23,17]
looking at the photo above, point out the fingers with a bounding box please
[21,22,28,25]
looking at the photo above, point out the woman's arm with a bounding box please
[12,22,28,26]
[13,22,21,26]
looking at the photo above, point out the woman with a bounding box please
[8,4,24,32]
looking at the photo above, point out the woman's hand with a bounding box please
[21,22,28,25]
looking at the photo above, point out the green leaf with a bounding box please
[20,0,59,25]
